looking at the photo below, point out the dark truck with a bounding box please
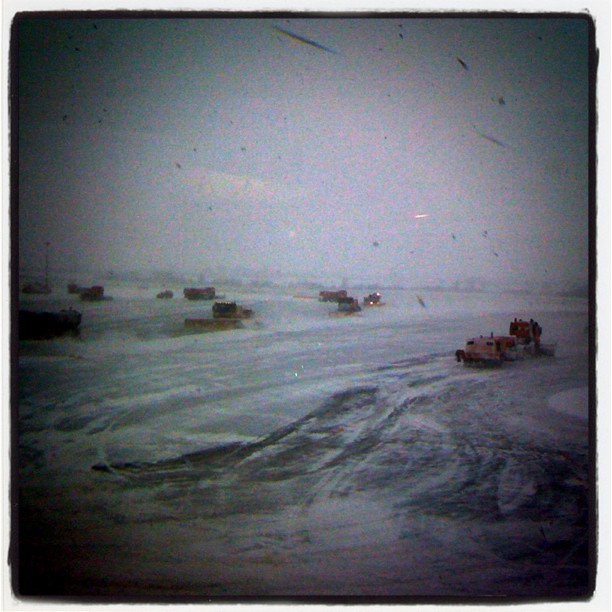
[183,287,216,300]
[19,308,82,340]
[212,302,254,319]
[319,289,348,302]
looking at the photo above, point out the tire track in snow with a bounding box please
[90,355,470,496]
[91,351,588,548]
[93,385,381,482]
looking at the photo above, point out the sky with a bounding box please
[14,13,592,289]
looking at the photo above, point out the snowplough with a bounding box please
[508,318,555,356]
[184,302,254,332]
[79,286,110,301]
[455,334,517,366]
[183,287,215,300]
[19,308,82,340]
[22,282,51,294]
[67,283,87,294]
[212,302,254,319]
[330,296,362,317]
[455,318,555,365]
[319,289,348,302]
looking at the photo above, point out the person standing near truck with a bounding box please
[533,321,541,353]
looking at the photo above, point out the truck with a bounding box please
[79,286,108,301]
[319,289,348,302]
[329,296,362,317]
[67,283,87,294]
[184,301,253,332]
[509,318,555,356]
[456,318,555,365]
[212,301,254,319]
[363,292,384,306]
[183,287,215,300]
[19,308,82,340]
[455,334,518,366]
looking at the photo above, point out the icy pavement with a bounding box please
[14,286,592,599]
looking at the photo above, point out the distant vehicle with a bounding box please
[19,308,82,340]
[183,287,215,300]
[319,290,348,302]
[184,301,253,332]
[67,283,87,294]
[79,286,109,301]
[22,282,52,295]
[156,290,174,299]
[212,301,254,319]
[330,296,362,317]
[363,292,384,306]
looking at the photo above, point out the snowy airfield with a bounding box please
[15,284,591,599]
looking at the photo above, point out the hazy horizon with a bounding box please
[15,14,592,293]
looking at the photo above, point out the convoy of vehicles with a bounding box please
[20,274,560,369]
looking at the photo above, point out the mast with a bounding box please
[44,241,50,288]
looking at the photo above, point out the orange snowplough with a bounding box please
[456,318,555,365]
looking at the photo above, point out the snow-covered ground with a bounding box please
[15,285,591,599]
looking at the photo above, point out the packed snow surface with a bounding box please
[16,285,591,599]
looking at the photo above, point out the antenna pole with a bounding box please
[45,241,50,287]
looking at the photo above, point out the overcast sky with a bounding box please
[15,14,592,288]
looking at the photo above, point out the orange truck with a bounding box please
[456,318,555,365]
